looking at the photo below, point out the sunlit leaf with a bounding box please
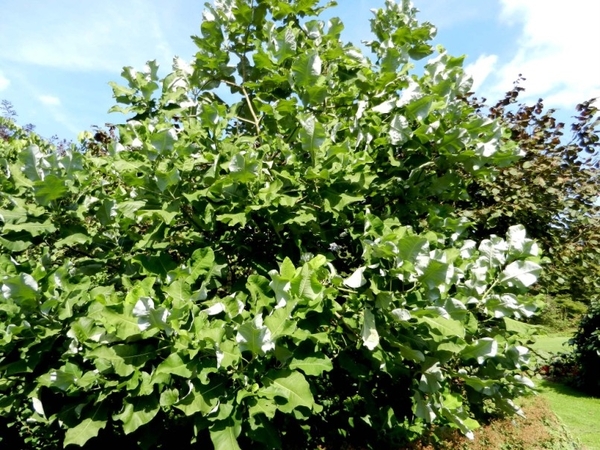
[64,409,108,447]
[500,261,542,289]
[261,369,315,413]
[292,52,322,87]
[343,266,366,288]
[298,114,326,162]
[289,355,333,376]
[115,395,160,434]
[33,175,68,205]
[461,338,498,364]
[210,419,242,450]
[362,308,379,350]
[236,315,275,356]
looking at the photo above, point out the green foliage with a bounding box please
[566,301,600,396]
[541,301,600,397]
[535,295,589,331]
[1,1,546,448]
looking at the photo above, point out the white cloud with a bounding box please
[484,0,600,109]
[465,54,498,92]
[39,95,61,106]
[0,70,9,91]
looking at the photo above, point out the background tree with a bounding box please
[458,81,600,324]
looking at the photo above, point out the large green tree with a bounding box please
[1,1,543,448]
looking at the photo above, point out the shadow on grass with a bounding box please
[538,379,595,399]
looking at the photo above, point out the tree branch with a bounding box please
[223,80,261,136]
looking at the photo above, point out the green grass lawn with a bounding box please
[536,381,600,450]
[530,331,573,354]
[532,330,600,450]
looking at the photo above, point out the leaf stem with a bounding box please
[482,278,499,302]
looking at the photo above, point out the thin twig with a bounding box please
[235,115,256,126]
[223,80,261,135]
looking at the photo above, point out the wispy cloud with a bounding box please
[0,0,177,73]
[39,95,61,106]
[479,0,600,109]
[465,54,498,92]
[0,70,9,91]
[49,109,83,137]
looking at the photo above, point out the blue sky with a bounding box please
[0,0,598,141]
